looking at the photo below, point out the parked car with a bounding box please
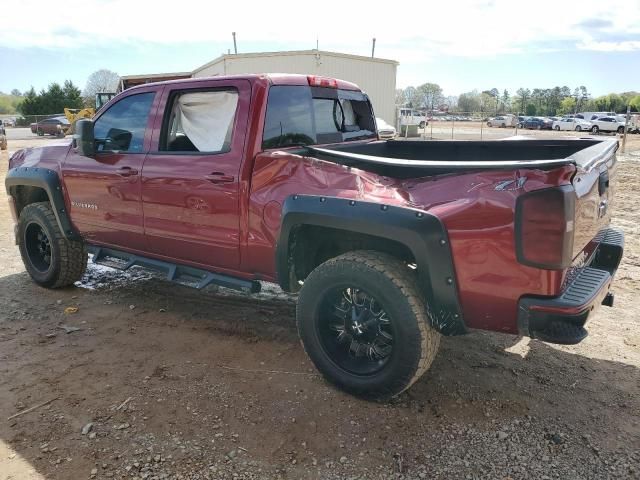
[398,108,427,128]
[29,117,70,136]
[522,117,553,130]
[487,114,517,127]
[0,125,7,150]
[590,116,626,134]
[552,117,592,132]
[376,117,397,139]
[6,73,623,400]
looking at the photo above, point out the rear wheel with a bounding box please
[297,251,440,400]
[419,121,426,129]
[591,125,599,134]
[37,128,44,136]
[18,202,87,288]
[617,126,625,134]
[575,126,582,132]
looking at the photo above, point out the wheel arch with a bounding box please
[275,195,466,335]
[5,167,79,240]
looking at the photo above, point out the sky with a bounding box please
[1,0,639,98]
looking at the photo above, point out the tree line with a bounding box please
[1,69,121,117]
[397,84,640,116]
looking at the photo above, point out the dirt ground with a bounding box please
[0,132,639,480]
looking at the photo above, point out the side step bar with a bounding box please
[87,246,261,294]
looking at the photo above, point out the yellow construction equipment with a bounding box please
[62,107,95,135]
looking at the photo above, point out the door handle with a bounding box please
[116,167,139,177]
[205,172,235,184]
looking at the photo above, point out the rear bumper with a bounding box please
[517,227,624,344]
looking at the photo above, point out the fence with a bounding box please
[396,112,635,145]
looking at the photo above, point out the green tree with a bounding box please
[417,83,444,112]
[516,88,531,113]
[501,89,511,113]
[559,97,577,115]
[630,95,640,112]
[16,81,83,115]
[457,91,481,113]
[10,89,21,96]
[525,103,537,116]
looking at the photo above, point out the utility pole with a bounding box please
[622,105,630,153]
[371,38,376,58]
[232,32,237,54]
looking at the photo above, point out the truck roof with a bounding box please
[124,73,362,93]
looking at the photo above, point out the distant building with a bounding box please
[118,49,399,124]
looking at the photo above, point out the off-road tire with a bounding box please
[18,202,87,288]
[297,250,440,400]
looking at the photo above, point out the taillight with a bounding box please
[515,186,575,269]
[307,75,338,88]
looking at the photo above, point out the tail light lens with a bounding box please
[515,186,575,269]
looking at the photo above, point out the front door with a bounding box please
[141,79,250,271]
[63,89,159,251]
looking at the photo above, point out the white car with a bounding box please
[552,117,592,132]
[590,116,626,134]
[376,117,397,139]
[487,114,517,127]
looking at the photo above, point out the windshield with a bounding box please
[262,85,376,149]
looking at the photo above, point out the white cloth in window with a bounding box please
[176,91,238,152]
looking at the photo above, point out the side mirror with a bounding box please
[74,119,95,157]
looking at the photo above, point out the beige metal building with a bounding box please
[192,50,398,124]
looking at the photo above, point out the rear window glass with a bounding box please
[262,85,376,149]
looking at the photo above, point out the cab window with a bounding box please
[94,92,155,153]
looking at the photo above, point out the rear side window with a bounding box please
[262,85,376,149]
[160,89,239,153]
[94,92,155,153]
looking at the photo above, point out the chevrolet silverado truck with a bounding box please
[5,74,624,399]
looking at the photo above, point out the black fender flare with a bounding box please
[275,194,466,335]
[5,166,79,240]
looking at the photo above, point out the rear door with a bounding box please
[141,79,250,270]
[63,88,159,250]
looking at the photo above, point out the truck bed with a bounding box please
[309,138,617,177]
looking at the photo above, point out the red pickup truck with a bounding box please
[5,74,623,399]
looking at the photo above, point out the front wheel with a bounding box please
[617,126,625,134]
[37,129,44,136]
[419,121,426,129]
[575,126,582,132]
[297,251,440,400]
[591,125,599,134]
[554,125,560,131]
[18,202,87,288]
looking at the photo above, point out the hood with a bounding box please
[9,141,72,170]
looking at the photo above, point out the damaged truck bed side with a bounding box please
[6,74,623,400]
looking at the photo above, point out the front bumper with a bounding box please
[517,227,624,344]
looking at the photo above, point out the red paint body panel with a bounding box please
[7,74,615,336]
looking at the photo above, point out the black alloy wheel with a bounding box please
[318,286,394,376]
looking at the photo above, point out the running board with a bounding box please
[87,246,261,293]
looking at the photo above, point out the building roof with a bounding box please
[192,49,399,75]
[118,71,193,91]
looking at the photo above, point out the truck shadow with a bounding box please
[0,271,638,478]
